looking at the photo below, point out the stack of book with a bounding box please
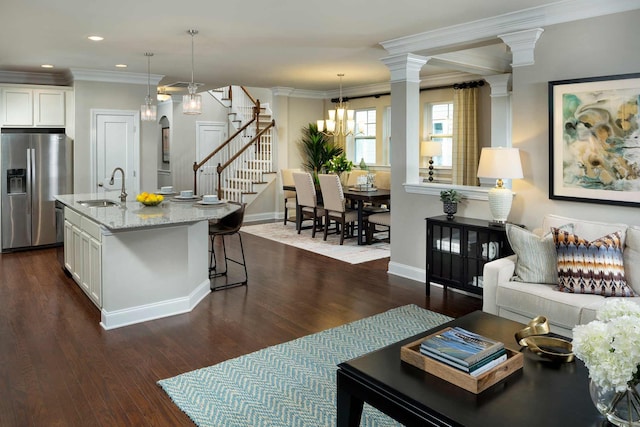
[419,327,506,377]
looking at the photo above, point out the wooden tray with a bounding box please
[400,334,523,394]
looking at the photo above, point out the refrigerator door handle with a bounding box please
[26,148,33,215]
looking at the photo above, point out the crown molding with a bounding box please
[380,0,639,56]
[429,51,511,75]
[70,68,164,85]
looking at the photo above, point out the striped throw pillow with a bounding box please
[552,228,633,297]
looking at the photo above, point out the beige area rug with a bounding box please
[241,222,390,264]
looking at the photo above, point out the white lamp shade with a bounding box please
[477,147,523,224]
[476,147,523,179]
[317,120,325,131]
[421,140,442,157]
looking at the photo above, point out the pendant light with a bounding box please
[141,52,157,121]
[183,29,202,115]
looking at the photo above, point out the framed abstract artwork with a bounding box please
[548,73,640,207]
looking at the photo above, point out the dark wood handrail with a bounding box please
[217,120,275,174]
[215,119,275,198]
[240,86,257,106]
[192,117,256,172]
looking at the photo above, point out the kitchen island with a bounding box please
[55,193,240,330]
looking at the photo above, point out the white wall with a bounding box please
[73,80,158,193]
[510,10,640,228]
[389,10,640,283]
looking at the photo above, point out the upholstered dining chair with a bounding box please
[318,173,360,245]
[292,171,325,237]
[346,169,369,187]
[209,202,248,291]
[367,211,390,244]
[374,171,391,190]
[280,168,299,225]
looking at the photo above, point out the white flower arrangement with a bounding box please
[572,299,640,392]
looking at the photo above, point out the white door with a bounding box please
[92,110,140,198]
[196,121,226,195]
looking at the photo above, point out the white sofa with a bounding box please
[482,214,640,337]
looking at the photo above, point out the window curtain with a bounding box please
[452,85,479,186]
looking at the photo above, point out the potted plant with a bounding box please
[440,189,462,220]
[325,153,353,184]
[298,123,343,182]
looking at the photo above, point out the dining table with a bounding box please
[284,184,391,245]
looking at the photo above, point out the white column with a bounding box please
[271,86,294,216]
[380,53,428,187]
[483,74,514,188]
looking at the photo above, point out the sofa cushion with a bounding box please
[624,226,640,295]
[553,228,633,297]
[496,280,606,331]
[542,214,628,246]
[506,223,573,284]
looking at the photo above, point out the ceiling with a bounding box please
[0,0,568,93]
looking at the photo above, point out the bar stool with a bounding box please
[209,202,247,291]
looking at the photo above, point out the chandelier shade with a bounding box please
[140,52,157,121]
[182,29,202,115]
[317,74,355,138]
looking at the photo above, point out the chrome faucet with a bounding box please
[109,167,127,202]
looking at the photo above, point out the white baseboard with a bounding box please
[100,279,211,330]
[388,261,425,283]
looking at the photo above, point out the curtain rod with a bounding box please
[331,79,485,103]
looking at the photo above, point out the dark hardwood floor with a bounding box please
[0,229,481,426]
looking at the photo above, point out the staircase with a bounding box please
[195,86,276,205]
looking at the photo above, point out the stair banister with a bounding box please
[192,117,257,194]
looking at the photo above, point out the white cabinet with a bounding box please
[1,87,66,127]
[64,207,102,307]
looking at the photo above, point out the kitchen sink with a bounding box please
[77,199,120,208]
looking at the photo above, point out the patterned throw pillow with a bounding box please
[552,228,633,297]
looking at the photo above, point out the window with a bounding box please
[351,108,376,164]
[425,102,453,167]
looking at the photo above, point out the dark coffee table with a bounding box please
[337,311,606,427]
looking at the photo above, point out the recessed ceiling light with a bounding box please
[41,64,54,68]
[88,35,104,41]
[115,64,127,68]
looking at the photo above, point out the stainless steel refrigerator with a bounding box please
[1,129,72,251]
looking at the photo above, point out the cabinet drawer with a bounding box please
[64,207,82,228]
[81,216,102,242]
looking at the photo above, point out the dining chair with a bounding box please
[318,173,360,245]
[292,171,325,237]
[361,170,391,215]
[367,211,390,244]
[346,169,369,187]
[280,168,299,225]
[209,202,248,291]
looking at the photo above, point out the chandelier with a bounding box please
[317,73,355,137]
[140,52,157,121]
[183,29,202,115]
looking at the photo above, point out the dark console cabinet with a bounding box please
[425,215,514,296]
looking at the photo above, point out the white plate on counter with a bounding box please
[172,195,201,201]
[197,200,225,205]
[156,190,176,195]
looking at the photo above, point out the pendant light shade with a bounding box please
[141,52,157,121]
[183,29,202,115]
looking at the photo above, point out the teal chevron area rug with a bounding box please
[158,305,452,427]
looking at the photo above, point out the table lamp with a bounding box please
[421,140,442,182]
[476,147,523,224]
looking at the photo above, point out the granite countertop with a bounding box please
[55,193,240,231]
